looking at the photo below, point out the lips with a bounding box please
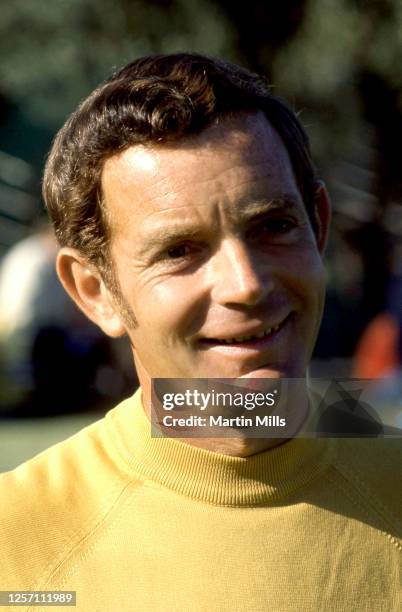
[198,314,291,346]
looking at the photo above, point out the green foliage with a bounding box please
[0,0,236,128]
[273,0,402,96]
[269,0,402,159]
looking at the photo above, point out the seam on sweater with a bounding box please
[38,477,146,592]
[30,475,145,602]
[45,476,290,590]
[334,454,402,537]
[324,466,402,554]
[0,421,127,612]
[16,423,128,585]
[31,477,126,587]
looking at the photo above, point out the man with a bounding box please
[0,53,401,611]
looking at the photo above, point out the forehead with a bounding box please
[101,112,300,233]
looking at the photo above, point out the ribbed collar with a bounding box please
[105,389,335,507]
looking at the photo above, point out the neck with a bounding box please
[160,435,292,457]
[134,356,310,458]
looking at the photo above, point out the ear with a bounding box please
[56,247,126,338]
[312,180,331,255]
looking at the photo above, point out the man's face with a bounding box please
[102,112,327,381]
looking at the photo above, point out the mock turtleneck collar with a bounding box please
[105,389,335,507]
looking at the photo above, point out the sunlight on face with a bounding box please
[101,112,326,386]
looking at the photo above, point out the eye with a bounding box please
[259,218,296,234]
[155,241,206,272]
[166,244,190,259]
[247,215,299,246]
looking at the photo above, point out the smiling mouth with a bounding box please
[199,314,291,346]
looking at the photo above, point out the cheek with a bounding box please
[279,246,326,309]
[134,275,208,337]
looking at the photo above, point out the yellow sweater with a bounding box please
[1,390,401,611]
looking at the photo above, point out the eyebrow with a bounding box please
[141,227,202,250]
[137,196,302,254]
[233,196,302,223]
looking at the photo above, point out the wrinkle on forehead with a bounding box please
[117,163,284,223]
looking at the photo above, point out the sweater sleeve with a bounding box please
[0,417,132,592]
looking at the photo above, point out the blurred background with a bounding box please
[0,0,401,470]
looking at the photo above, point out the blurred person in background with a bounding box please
[353,255,402,428]
[0,53,401,611]
[0,224,131,416]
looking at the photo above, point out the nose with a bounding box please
[208,238,270,307]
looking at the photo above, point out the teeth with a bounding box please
[220,324,281,344]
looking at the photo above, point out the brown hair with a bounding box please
[43,52,319,287]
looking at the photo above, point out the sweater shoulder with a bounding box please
[333,437,402,532]
[0,398,141,589]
